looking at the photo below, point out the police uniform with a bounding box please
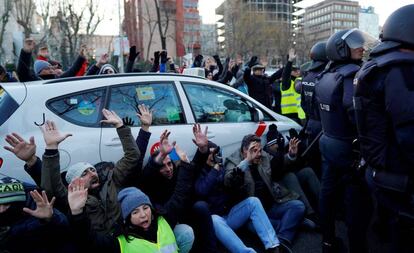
[315,29,377,253]
[353,5,414,252]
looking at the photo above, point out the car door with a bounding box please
[180,81,265,159]
[99,81,194,165]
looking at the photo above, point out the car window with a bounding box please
[47,88,106,127]
[108,82,185,126]
[0,85,19,126]
[182,82,254,123]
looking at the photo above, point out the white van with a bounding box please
[0,73,300,182]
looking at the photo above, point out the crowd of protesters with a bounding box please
[1,4,414,253]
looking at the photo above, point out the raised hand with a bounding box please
[288,137,301,157]
[4,133,37,165]
[192,124,208,153]
[137,104,153,132]
[23,190,55,220]
[174,144,189,163]
[288,48,296,62]
[246,141,261,163]
[97,53,109,67]
[23,38,35,53]
[101,109,123,128]
[122,116,135,127]
[128,46,140,61]
[40,120,72,149]
[68,177,88,215]
[154,130,175,164]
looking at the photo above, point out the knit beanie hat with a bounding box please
[266,124,281,147]
[0,177,26,204]
[34,60,52,76]
[118,187,153,220]
[65,162,95,184]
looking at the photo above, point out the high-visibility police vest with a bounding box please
[117,216,178,253]
[281,78,304,118]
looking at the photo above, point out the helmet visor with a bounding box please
[342,29,379,50]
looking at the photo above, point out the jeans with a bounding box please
[280,169,320,215]
[174,224,194,253]
[266,200,305,243]
[212,197,279,253]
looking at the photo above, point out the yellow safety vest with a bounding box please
[281,79,299,115]
[117,216,178,253]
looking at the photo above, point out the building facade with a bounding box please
[123,0,200,59]
[200,24,218,56]
[303,0,359,46]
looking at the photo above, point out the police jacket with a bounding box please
[315,61,360,140]
[354,49,414,181]
[301,64,326,121]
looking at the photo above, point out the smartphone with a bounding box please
[169,148,180,161]
[213,146,223,164]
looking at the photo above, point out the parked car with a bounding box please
[0,73,301,183]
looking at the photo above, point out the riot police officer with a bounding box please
[315,28,377,253]
[354,4,414,253]
[300,41,328,177]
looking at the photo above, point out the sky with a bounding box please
[199,0,414,25]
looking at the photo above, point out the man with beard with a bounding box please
[40,109,140,235]
[17,38,87,81]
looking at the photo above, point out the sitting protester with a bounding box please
[17,38,87,81]
[140,124,217,253]
[40,109,140,235]
[195,142,287,253]
[265,124,321,228]
[68,141,196,253]
[0,177,74,253]
[225,134,306,252]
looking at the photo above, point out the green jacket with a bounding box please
[41,126,140,234]
[224,149,299,205]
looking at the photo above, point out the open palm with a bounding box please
[40,120,72,149]
[4,133,36,161]
[68,178,88,215]
[23,190,55,220]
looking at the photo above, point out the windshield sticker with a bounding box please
[0,88,4,104]
[166,107,180,121]
[69,98,78,105]
[78,100,95,115]
[136,87,155,100]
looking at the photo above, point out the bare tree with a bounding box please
[13,0,35,38]
[154,0,174,50]
[143,1,158,60]
[0,0,12,60]
[36,0,52,46]
[85,0,103,36]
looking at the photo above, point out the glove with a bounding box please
[160,51,168,64]
[228,167,245,189]
[122,116,135,127]
[153,51,160,64]
[247,56,258,68]
[128,46,140,61]
[213,55,220,63]
[194,54,203,67]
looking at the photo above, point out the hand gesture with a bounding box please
[97,53,109,67]
[4,133,36,165]
[23,38,35,53]
[68,177,88,215]
[192,124,208,153]
[137,104,153,131]
[23,190,55,220]
[288,48,296,62]
[128,46,140,61]
[246,141,261,163]
[174,144,189,163]
[101,109,123,128]
[122,116,135,127]
[79,45,88,58]
[159,130,174,155]
[288,137,301,157]
[40,120,72,149]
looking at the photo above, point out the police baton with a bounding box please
[300,130,323,158]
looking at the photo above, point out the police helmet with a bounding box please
[309,42,328,70]
[371,4,414,54]
[326,29,378,61]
